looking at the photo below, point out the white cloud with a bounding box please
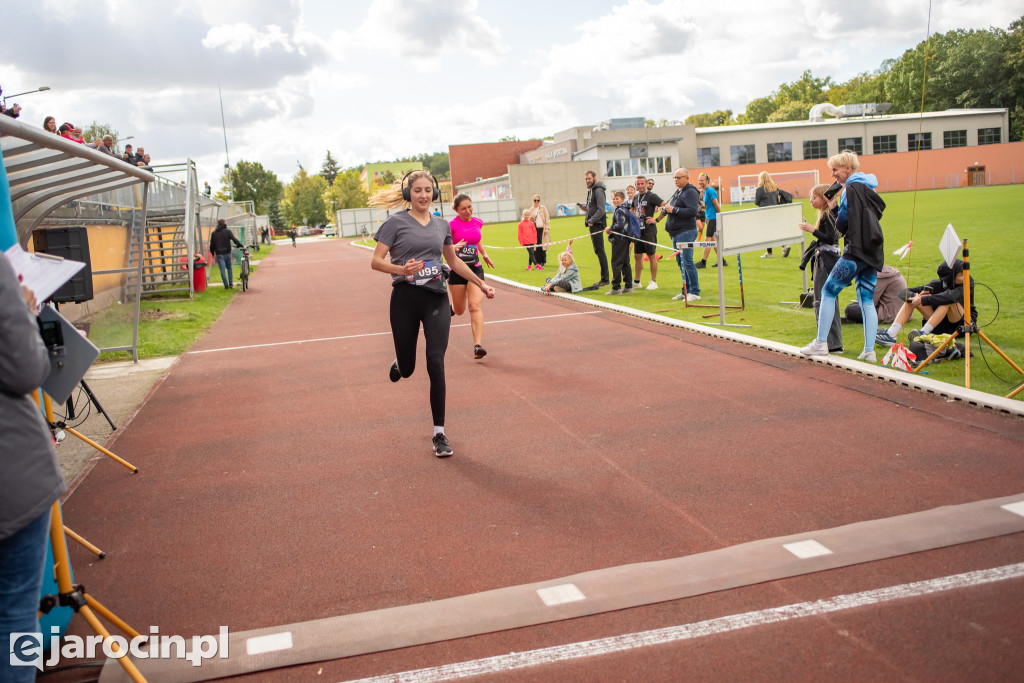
[358,0,507,67]
[3,0,1021,188]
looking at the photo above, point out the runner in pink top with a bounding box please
[449,194,494,359]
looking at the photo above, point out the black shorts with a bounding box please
[931,316,960,336]
[705,219,717,238]
[448,263,484,287]
[634,225,658,257]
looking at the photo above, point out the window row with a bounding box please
[605,156,672,177]
[696,128,1003,166]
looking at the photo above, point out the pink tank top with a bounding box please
[450,216,484,265]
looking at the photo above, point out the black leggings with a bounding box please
[390,284,451,426]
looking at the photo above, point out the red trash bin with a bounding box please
[192,254,207,293]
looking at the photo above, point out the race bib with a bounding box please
[408,259,443,286]
[458,244,478,263]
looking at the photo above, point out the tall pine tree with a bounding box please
[320,151,340,187]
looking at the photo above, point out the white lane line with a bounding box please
[187,312,602,355]
[342,563,1024,683]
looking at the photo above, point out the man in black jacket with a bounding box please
[582,170,609,287]
[661,168,702,301]
[209,219,244,289]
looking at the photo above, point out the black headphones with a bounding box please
[400,170,440,202]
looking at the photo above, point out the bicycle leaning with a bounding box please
[233,246,251,292]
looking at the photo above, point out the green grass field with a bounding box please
[473,185,1024,401]
[91,244,274,362]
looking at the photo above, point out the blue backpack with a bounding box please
[616,205,643,239]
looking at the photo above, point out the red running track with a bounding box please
[57,238,1024,682]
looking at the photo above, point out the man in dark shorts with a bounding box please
[630,175,664,290]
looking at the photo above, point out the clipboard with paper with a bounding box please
[3,243,86,305]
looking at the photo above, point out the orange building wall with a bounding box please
[693,142,1024,203]
[449,140,544,189]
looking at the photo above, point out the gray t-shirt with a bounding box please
[375,210,453,294]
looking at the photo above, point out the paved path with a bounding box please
[53,238,1024,682]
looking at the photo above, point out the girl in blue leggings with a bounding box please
[800,150,885,363]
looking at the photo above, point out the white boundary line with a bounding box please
[344,562,1024,683]
[485,271,1024,417]
[186,312,602,355]
[347,241,1024,416]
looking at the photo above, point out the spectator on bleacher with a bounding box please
[88,135,116,156]
[122,144,135,163]
[133,146,146,165]
[73,126,85,142]
[0,85,21,118]
[57,122,83,143]
[139,154,152,171]
[203,181,211,196]
[43,116,57,133]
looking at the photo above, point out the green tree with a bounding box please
[685,110,734,127]
[1006,16,1024,140]
[283,169,329,226]
[498,135,519,141]
[320,150,340,187]
[223,160,283,215]
[267,200,286,232]
[397,151,450,178]
[767,100,812,123]
[931,29,1008,110]
[737,96,777,125]
[324,168,368,210]
[825,72,886,107]
[82,121,119,146]
[774,70,833,107]
[380,169,396,186]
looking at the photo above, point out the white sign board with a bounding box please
[717,203,805,254]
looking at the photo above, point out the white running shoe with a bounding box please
[857,350,877,363]
[800,338,829,356]
[646,281,659,290]
[672,293,686,300]
[686,293,701,301]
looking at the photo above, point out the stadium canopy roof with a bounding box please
[0,116,154,247]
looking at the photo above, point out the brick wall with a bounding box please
[449,140,544,189]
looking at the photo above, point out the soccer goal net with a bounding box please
[732,169,820,205]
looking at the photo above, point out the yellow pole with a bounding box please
[962,239,972,389]
[63,526,105,558]
[49,503,148,682]
[63,426,139,473]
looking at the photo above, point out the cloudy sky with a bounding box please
[2,0,1018,188]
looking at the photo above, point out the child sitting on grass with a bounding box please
[542,249,582,293]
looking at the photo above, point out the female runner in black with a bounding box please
[370,171,495,457]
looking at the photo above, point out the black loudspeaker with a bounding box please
[400,170,440,202]
[32,226,94,303]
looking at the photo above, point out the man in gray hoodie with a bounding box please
[0,254,66,676]
[583,170,610,286]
